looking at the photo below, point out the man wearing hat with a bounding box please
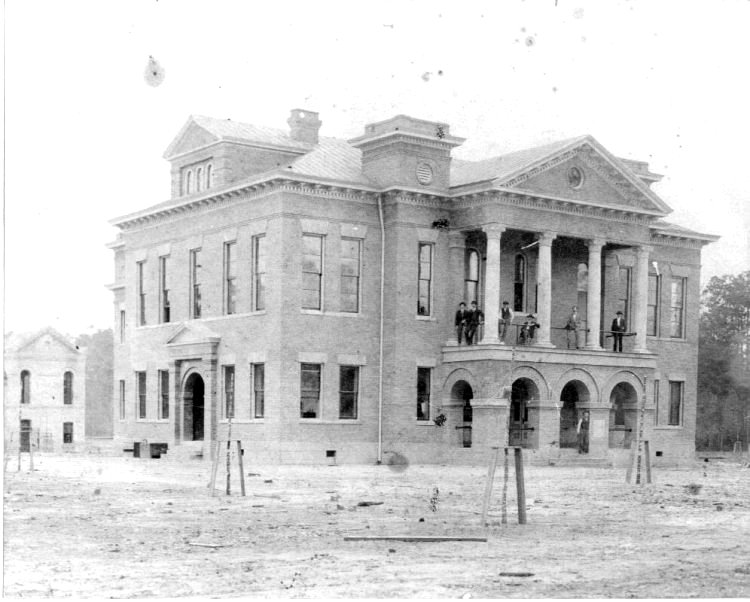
[519,313,539,345]
[611,310,626,352]
[498,300,514,343]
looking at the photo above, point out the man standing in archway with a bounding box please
[577,410,590,454]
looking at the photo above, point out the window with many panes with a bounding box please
[302,235,324,310]
[617,267,631,329]
[253,235,267,311]
[514,255,525,312]
[647,274,660,336]
[465,249,479,305]
[137,261,147,326]
[653,379,660,426]
[417,367,431,421]
[668,381,683,426]
[119,310,126,343]
[159,256,170,323]
[252,364,265,419]
[417,243,433,316]
[224,242,237,315]
[340,238,361,312]
[223,366,235,418]
[119,380,126,420]
[63,371,73,405]
[669,277,686,338]
[300,363,321,418]
[158,370,169,420]
[190,249,202,319]
[339,366,359,419]
[63,422,73,444]
[136,371,147,419]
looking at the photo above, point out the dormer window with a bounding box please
[180,161,213,197]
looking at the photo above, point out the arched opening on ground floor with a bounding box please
[559,380,590,449]
[609,381,638,448]
[450,380,473,448]
[183,372,205,441]
[509,378,539,448]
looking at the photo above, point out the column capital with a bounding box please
[537,231,557,246]
[482,223,506,238]
[447,230,467,249]
[586,237,606,250]
[634,244,654,256]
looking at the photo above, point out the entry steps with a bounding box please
[549,452,612,468]
[163,441,205,461]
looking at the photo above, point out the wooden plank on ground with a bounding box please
[344,535,487,542]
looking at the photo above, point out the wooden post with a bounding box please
[29,436,34,471]
[501,447,509,525]
[628,376,649,485]
[514,447,527,524]
[481,447,499,526]
[236,440,246,497]
[643,440,652,484]
[209,440,220,496]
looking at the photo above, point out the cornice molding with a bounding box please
[650,233,707,250]
[502,148,580,187]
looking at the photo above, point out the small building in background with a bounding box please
[4,328,86,453]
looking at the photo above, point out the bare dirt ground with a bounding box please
[3,452,750,598]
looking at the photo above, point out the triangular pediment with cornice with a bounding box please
[497,137,671,215]
[166,322,221,346]
[163,118,220,160]
[15,328,79,357]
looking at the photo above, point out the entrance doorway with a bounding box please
[183,373,205,441]
[19,419,31,452]
[509,378,539,447]
[450,380,473,448]
[559,380,590,449]
[609,382,638,448]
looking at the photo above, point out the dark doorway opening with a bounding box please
[559,380,590,449]
[450,380,473,448]
[20,419,31,452]
[183,373,205,441]
[510,378,539,448]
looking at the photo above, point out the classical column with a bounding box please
[633,245,652,353]
[481,224,505,344]
[585,238,605,350]
[447,230,466,345]
[535,231,556,347]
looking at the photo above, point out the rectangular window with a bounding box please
[223,366,235,419]
[668,381,683,426]
[616,267,631,330]
[63,372,73,405]
[224,242,237,315]
[119,380,126,420]
[340,238,361,313]
[252,363,265,419]
[417,367,431,421]
[136,371,147,419]
[647,274,660,336]
[669,277,686,338]
[300,363,321,418]
[119,310,126,343]
[137,261,147,326]
[417,243,433,316]
[302,234,324,310]
[190,249,202,319]
[158,370,169,420]
[253,235,267,311]
[339,366,359,419]
[159,256,170,323]
[653,379,660,426]
[63,422,73,444]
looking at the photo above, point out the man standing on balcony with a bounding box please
[465,301,484,345]
[611,310,626,352]
[565,305,581,349]
[454,302,469,345]
[499,300,514,344]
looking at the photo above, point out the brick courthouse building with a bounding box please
[108,109,716,465]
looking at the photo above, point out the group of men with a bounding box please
[456,301,629,352]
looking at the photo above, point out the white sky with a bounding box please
[4,0,750,336]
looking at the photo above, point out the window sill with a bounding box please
[219,419,266,424]
[651,337,688,343]
[300,309,365,318]
[416,420,435,426]
[416,316,436,322]
[654,425,684,430]
[135,419,168,423]
[298,419,363,425]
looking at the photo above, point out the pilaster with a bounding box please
[535,231,556,347]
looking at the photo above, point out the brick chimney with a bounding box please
[287,109,322,144]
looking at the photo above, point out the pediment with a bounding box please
[16,328,79,356]
[166,323,221,346]
[163,119,220,159]
[497,138,671,215]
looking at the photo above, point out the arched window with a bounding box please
[185,170,193,195]
[206,164,212,189]
[514,255,526,312]
[63,371,74,405]
[464,249,480,304]
[196,167,203,192]
[20,370,30,404]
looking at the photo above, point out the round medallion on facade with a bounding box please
[416,162,434,186]
[567,166,584,189]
